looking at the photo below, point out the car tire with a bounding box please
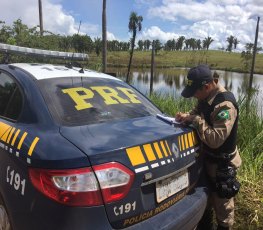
[0,195,11,230]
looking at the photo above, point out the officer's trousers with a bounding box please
[209,192,234,227]
[204,151,241,228]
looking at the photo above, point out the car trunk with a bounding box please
[60,115,201,229]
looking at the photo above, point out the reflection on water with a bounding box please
[109,67,263,105]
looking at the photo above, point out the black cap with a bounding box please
[181,64,213,98]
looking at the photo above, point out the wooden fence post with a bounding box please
[150,40,155,95]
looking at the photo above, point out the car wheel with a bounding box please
[0,196,11,230]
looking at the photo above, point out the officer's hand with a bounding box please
[175,112,188,122]
[175,112,195,125]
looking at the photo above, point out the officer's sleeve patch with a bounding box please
[216,110,230,120]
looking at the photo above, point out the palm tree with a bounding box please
[154,39,162,54]
[233,37,239,49]
[144,39,151,50]
[102,0,107,73]
[196,39,202,50]
[176,36,185,50]
[226,35,235,52]
[185,39,190,50]
[202,36,214,50]
[126,12,143,83]
[137,40,144,51]
[188,38,197,50]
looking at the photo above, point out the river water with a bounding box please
[109,67,263,114]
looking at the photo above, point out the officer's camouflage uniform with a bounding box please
[190,83,242,228]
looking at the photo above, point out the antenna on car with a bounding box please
[71,20,82,62]
[66,20,85,73]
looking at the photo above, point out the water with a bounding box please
[108,67,263,114]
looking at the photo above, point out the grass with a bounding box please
[87,50,263,74]
[149,92,263,229]
[235,96,263,229]
[2,49,263,74]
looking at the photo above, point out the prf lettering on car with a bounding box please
[62,86,141,110]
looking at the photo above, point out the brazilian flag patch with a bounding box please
[216,110,230,120]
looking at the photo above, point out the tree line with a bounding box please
[138,36,215,52]
[1,17,262,74]
[0,19,130,56]
[0,19,249,55]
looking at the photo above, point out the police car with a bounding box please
[0,44,207,230]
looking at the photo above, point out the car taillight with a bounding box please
[93,162,134,203]
[29,167,102,206]
[28,162,134,206]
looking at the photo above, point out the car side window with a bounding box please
[0,71,23,120]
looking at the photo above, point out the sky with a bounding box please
[1,0,263,51]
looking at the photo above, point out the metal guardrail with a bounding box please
[0,43,88,61]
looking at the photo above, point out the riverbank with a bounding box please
[88,50,263,74]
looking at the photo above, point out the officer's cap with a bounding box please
[181,64,213,98]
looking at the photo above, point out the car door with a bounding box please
[0,70,25,227]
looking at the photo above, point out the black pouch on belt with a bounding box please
[215,164,240,199]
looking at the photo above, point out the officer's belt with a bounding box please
[204,147,237,162]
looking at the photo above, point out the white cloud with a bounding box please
[107,31,116,41]
[147,0,263,50]
[148,1,222,22]
[140,26,179,42]
[1,0,100,37]
[140,9,263,50]
[43,2,78,35]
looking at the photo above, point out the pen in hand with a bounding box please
[175,112,194,125]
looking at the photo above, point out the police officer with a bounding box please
[175,65,242,230]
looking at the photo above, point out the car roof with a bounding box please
[10,63,121,81]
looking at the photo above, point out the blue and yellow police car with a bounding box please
[0,45,207,230]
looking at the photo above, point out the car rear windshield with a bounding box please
[37,77,160,126]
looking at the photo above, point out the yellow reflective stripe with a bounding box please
[165,141,172,155]
[11,129,20,146]
[7,128,15,144]
[143,144,156,161]
[188,132,193,147]
[160,141,168,157]
[180,136,185,150]
[178,136,182,151]
[0,122,12,142]
[17,132,28,150]
[191,132,195,145]
[193,131,198,145]
[153,142,163,159]
[184,134,189,149]
[126,146,146,166]
[28,137,39,156]
[0,122,11,137]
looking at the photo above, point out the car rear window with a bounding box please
[37,77,160,126]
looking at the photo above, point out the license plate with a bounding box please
[156,171,189,203]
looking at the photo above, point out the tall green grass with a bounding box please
[235,96,263,230]
[149,92,263,229]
